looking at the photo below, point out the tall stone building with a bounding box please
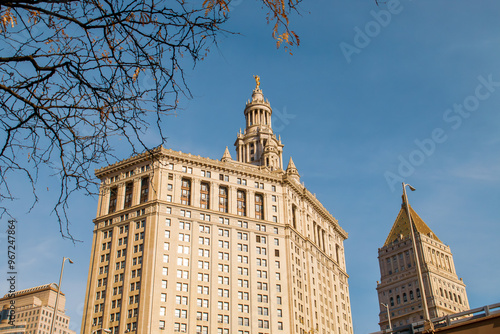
[376,197,469,330]
[0,283,76,334]
[81,79,353,334]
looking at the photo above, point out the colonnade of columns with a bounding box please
[246,108,271,128]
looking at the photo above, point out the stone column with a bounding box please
[210,182,217,212]
[117,182,126,211]
[313,222,317,244]
[228,185,237,216]
[100,185,111,216]
[248,190,255,219]
[191,178,200,208]
[133,177,141,206]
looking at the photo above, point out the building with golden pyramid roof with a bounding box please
[376,197,469,330]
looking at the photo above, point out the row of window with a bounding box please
[179,178,276,219]
[182,166,278,193]
[159,320,283,331]
[389,289,420,306]
[439,288,464,304]
[108,177,149,213]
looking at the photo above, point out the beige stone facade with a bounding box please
[81,83,353,334]
[0,284,76,334]
[376,200,469,330]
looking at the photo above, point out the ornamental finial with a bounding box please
[253,75,260,90]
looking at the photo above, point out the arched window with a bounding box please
[396,295,400,304]
[410,290,414,300]
[458,295,462,304]
[440,288,443,297]
[416,288,421,298]
[403,293,407,302]
[390,297,394,307]
[292,204,297,229]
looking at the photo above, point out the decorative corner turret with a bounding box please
[221,146,232,162]
[286,157,300,182]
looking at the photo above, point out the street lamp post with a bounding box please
[49,256,73,334]
[381,302,392,331]
[402,183,431,324]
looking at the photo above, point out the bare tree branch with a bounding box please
[0,0,301,240]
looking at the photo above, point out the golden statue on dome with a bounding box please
[253,75,260,90]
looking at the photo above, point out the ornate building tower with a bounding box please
[81,77,353,334]
[234,76,284,170]
[376,197,469,330]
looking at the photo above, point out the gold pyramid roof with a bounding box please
[384,204,442,246]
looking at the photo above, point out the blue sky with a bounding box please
[2,1,500,333]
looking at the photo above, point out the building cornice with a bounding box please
[95,146,286,182]
[0,283,63,301]
[284,175,348,239]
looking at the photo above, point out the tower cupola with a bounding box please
[234,76,284,169]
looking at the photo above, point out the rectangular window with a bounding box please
[199,225,210,233]
[140,177,149,203]
[181,178,191,205]
[179,221,191,230]
[237,190,246,216]
[200,182,210,209]
[124,182,133,208]
[219,186,228,213]
[109,187,118,213]
[255,194,264,220]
